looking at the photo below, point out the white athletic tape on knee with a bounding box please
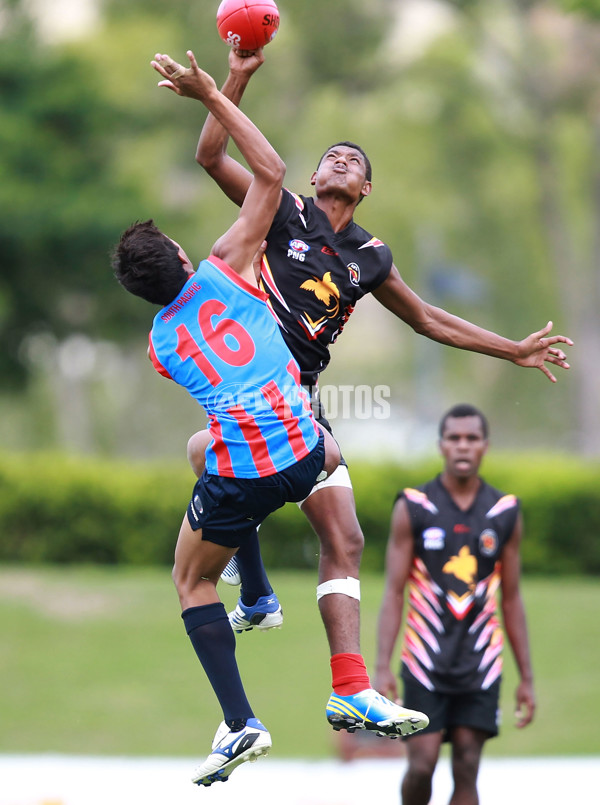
[296,464,353,508]
[316,577,361,601]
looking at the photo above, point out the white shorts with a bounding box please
[296,463,353,508]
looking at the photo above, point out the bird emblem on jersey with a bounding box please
[300,272,340,316]
[443,545,477,590]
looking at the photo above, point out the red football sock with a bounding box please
[330,652,370,695]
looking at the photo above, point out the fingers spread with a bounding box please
[541,366,557,383]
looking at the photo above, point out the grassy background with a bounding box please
[1,566,598,759]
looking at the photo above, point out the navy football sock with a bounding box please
[236,528,273,606]
[182,603,254,723]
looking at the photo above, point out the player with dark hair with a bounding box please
[316,139,372,199]
[374,404,536,804]
[114,48,430,786]
[188,47,568,741]
[438,404,489,441]
[113,49,347,787]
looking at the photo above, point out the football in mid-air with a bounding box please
[216,0,280,51]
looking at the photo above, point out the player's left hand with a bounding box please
[514,679,536,728]
[513,321,573,382]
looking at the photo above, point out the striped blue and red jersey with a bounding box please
[149,255,319,478]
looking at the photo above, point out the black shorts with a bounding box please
[186,432,325,547]
[402,675,501,741]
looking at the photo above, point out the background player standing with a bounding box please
[374,404,535,805]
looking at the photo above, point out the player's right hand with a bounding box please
[229,47,265,76]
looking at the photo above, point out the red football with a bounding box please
[216,0,280,51]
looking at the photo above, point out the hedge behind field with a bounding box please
[0,451,598,574]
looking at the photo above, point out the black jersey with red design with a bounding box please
[399,475,520,694]
[260,189,393,384]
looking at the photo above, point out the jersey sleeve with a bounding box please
[396,486,438,541]
[485,492,520,539]
[148,332,173,380]
[357,239,393,294]
[268,188,305,236]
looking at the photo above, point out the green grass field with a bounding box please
[1,566,598,759]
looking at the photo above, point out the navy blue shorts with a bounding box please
[186,433,325,547]
[402,675,501,741]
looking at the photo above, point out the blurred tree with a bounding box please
[557,0,600,19]
[0,3,152,389]
[0,0,596,457]
[442,0,600,452]
[289,0,599,454]
[281,0,390,90]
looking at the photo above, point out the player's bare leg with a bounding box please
[172,514,235,609]
[300,483,363,655]
[448,726,487,805]
[303,481,429,738]
[402,731,443,805]
[187,429,211,479]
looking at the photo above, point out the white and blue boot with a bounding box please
[192,718,271,786]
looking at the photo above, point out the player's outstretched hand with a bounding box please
[151,50,216,101]
[513,321,573,383]
[229,46,265,76]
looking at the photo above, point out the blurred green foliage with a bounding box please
[1,450,598,574]
[558,0,600,18]
[1,0,598,455]
[0,7,146,386]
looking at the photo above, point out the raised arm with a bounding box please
[500,514,536,729]
[373,497,415,702]
[373,264,573,383]
[151,50,284,280]
[195,48,266,207]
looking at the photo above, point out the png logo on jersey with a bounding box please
[288,239,310,262]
